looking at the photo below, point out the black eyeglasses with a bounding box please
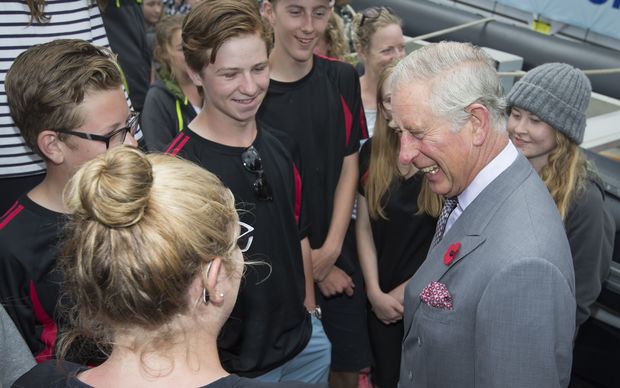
[55,112,140,149]
[241,145,273,201]
[360,6,394,26]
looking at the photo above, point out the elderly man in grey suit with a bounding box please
[391,41,576,388]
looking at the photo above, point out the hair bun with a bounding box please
[68,146,153,228]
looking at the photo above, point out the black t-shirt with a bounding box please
[257,55,367,257]
[166,126,311,377]
[13,360,326,387]
[0,195,65,361]
[358,139,437,291]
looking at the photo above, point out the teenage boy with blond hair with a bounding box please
[0,39,138,361]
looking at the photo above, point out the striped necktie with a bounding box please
[431,197,459,247]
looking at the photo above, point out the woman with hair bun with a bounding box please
[14,146,318,387]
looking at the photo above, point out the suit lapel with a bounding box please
[403,154,535,336]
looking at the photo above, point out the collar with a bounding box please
[446,140,518,232]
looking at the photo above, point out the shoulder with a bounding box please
[145,82,174,101]
[314,55,360,90]
[206,374,326,388]
[12,360,86,388]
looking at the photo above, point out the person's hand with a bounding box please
[388,282,407,305]
[317,266,354,297]
[312,243,341,282]
[368,290,404,324]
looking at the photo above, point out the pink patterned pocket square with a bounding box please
[420,281,453,310]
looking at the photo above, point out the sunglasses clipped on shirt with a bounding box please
[241,145,273,201]
[54,111,140,149]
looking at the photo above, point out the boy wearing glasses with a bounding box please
[166,0,330,383]
[0,39,138,361]
[259,1,371,386]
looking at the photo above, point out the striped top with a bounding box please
[0,1,109,178]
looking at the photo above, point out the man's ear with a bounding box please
[187,66,204,88]
[467,103,490,147]
[261,1,276,26]
[37,130,65,165]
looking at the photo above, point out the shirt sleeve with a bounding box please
[565,179,615,327]
[337,62,368,156]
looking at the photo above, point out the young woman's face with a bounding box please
[507,106,557,171]
[362,23,405,76]
[380,73,394,121]
[143,0,163,26]
[166,29,189,80]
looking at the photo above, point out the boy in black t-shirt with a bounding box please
[259,1,371,387]
[166,0,330,383]
[0,39,138,362]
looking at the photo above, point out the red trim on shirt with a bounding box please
[0,201,24,230]
[30,280,57,363]
[340,95,353,146]
[360,107,369,140]
[361,169,369,188]
[293,164,302,224]
[315,53,339,62]
[166,134,190,156]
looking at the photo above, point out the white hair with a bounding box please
[392,41,507,132]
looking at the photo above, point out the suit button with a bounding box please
[416,336,422,347]
[408,371,413,380]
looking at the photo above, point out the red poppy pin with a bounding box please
[443,242,461,266]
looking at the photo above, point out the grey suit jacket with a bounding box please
[399,154,576,388]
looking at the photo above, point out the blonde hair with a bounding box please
[58,146,240,358]
[351,6,402,54]
[539,131,588,220]
[322,12,349,60]
[153,15,184,76]
[364,64,442,219]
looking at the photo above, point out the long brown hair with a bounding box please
[539,131,589,220]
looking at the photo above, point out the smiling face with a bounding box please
[190,33,270,126]
[392,81,476,198]
[265,0,331,64]
[507,106,557,172]
[361,23,405,77]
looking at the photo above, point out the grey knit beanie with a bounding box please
[507,62,591,145]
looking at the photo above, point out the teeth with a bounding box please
[421,165,439,175]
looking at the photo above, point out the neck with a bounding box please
[27,167,71,214]
[189,107,257,147]
[179,82,201,108]
[269,46,313,82]
[79,330,227,387]
[360,73,378,110]
[528,154,548,173]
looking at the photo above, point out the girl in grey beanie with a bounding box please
[506,62,614,329]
